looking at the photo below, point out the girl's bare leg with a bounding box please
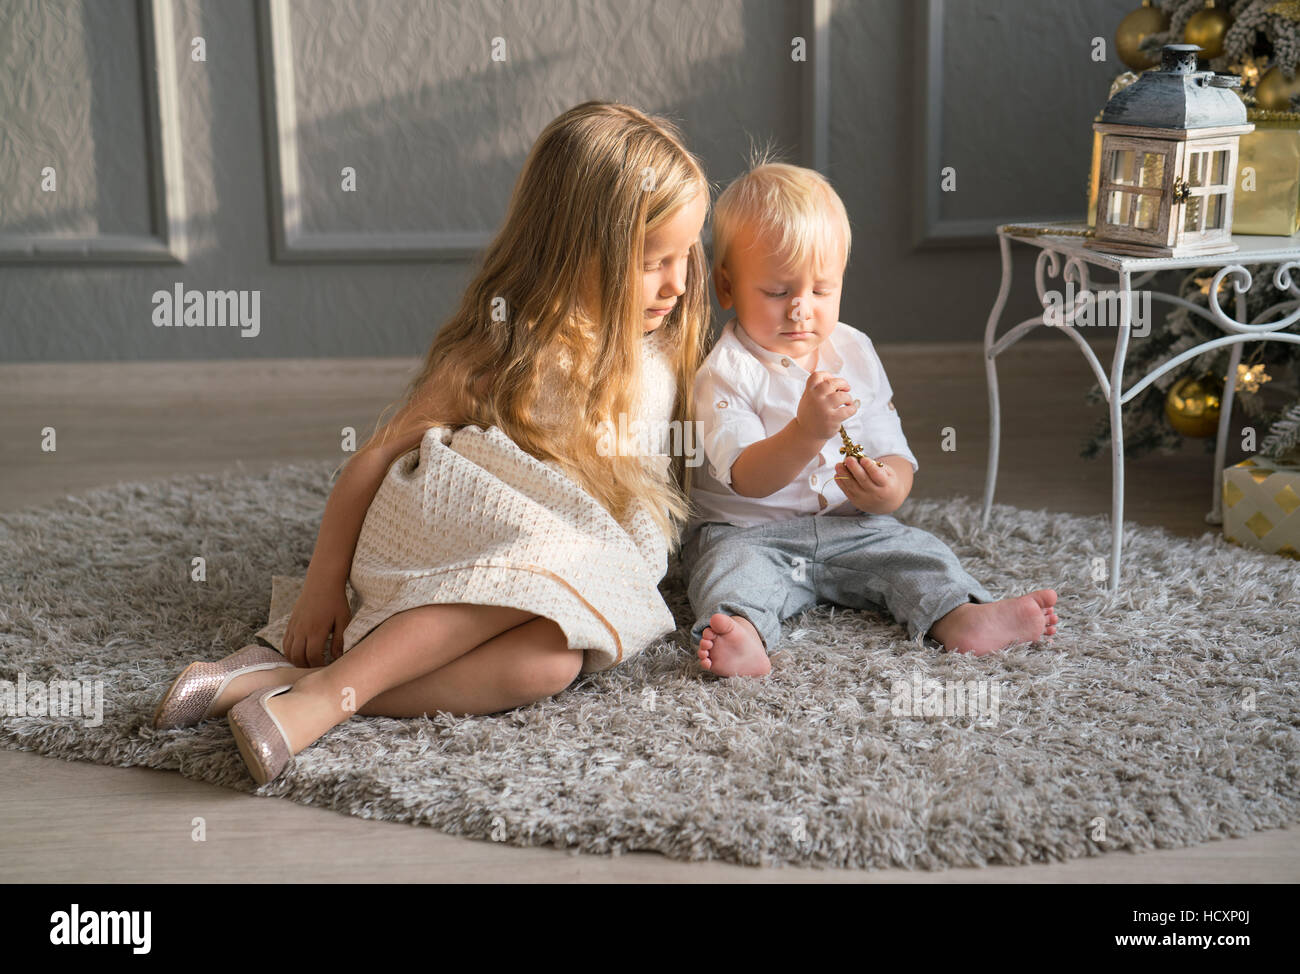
[357,615,578,717]
[251,603,577,753]
[208,662,315,717]
[208,609,578,721]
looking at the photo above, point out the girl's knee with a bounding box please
[506,621,581,699]
[517,651,582,699]
[553,647,584,692]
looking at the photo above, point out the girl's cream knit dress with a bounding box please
[253,327,678,673]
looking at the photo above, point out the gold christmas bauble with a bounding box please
[1184,1,1232,60]
[1165,372,1224,438]
[1108,70,1142,100]
[1116,1,1170,71]
[1254,65,1300,110]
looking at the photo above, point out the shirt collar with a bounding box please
[729,317,844,374]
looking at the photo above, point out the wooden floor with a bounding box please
[1,338,1295,882]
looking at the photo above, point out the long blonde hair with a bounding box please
[365,101,710,549]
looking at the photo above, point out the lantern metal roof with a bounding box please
[1100,44,1246,130]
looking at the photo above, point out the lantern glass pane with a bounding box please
[1109,149,1136,185]
[1106,190,1131,225]
[1211,151,1229,186]
[1134,193,1159,230]
[1184,195,1203,232]
[1206,192,1225,230]
[1139,153,1164,189]
[1188,152,1206,187]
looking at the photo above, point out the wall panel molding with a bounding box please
[801,0,831,175]
[0,0,187,264]
[258,0,828,263]
[256,0,491,263]
[911,0,1077,250]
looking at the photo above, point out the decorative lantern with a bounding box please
[1088,44,1253,258]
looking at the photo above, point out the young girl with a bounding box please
[151,102,711,785]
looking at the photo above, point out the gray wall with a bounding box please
[0,0,1137,362]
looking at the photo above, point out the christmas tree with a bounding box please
[1080,267,1300,460]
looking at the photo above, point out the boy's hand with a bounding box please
[836,455,905,515]
[794,371,858,442]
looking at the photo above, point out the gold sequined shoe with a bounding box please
[228,683,295,785]
[151,645,294,730]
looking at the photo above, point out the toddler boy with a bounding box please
[682,163,1059,677]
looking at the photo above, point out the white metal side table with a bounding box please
[981,221,1300,592]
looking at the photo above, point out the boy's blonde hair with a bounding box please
[712,158,850,279]
[358,102,710,550]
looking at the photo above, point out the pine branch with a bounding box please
[1259,400,1300,458]
[1078,264,1300,460]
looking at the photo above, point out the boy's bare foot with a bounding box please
[928,590,1059,656]
[699,613,771,677]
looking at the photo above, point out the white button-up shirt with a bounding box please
[689,318,919,528]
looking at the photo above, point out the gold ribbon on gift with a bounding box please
[1222,454,1300,559]
[1087,112,1103,229]
[1233,109,1300,235]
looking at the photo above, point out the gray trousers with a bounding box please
[679,513,995,653]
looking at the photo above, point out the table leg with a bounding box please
[1208,297,1244,525]
[1108,270,1134,593]
[981,233,1013,530]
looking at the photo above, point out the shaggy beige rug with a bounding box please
[1,461,1296,869]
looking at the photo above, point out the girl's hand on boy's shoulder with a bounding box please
[835,455,904,515]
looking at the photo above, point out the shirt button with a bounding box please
[810,474,818,486]
[716,399,728,409]
[780,357,792,367]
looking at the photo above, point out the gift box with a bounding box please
[1230,110,1300,236]
[1088,109,1300,235]
[1222,454,1300,560]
